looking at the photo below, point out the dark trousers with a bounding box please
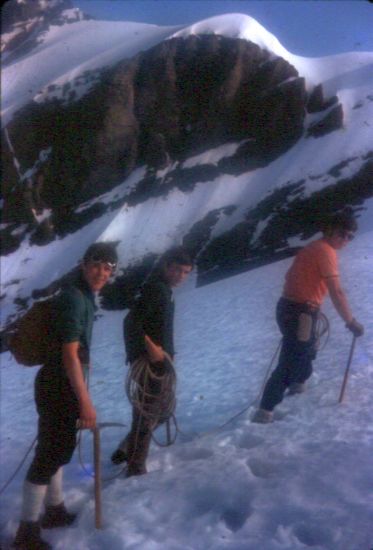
[260,298,319,412]
[126,360,173,471]
[26,365,79,485]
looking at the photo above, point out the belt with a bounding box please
[282,296,320,312]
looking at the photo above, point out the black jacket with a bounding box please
[124,275,175,364]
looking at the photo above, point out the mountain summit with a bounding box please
[1,4,372,327]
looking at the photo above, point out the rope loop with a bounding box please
[125,354,177,431]
[315,311,330,351]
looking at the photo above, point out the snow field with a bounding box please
[1,231,372,549]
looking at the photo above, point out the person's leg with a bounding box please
[125,408,152,476]
[14,413,57,549]
[126,361,164,476]
[111,434,130,464]
[15,370,78,547]
[253,299,300,422]
[44,468,63,508]
[288,309,318,392]
[19,482,48,523]
[259,340,294,411]
[41,467,76,529]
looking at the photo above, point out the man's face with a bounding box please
[82,260,114,292]
[164,262,192,287]
[327,228,355,250]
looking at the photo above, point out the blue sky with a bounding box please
[73,0,373,56]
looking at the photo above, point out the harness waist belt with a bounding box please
[282,295,320,312]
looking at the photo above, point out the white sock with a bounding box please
[45,467,64,507]
[20,481,47,522]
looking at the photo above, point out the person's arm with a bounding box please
[144,334,165,363]
[136,282,168,363]
[326,277,364,336]
[326,276,353,324]
[62,341,96,429]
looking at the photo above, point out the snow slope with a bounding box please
[1,13,373,546]
[1,13,372,322]
[2,12,373,125]
[2,90,373,325]
[0,230,372,549]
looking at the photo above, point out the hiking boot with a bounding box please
[251,409,273,424]
[111,448,128,465]
[13,520,51,550]
[288,383,306,395]
[126,463,147,478]
[40,503,76,529]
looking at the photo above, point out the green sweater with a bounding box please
[54,277,96,359]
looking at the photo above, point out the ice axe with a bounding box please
[338,335,357,404]
[92,421,127,529]
[92,426,102,529]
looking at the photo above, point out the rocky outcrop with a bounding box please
[307,84,338,113]
[1,0,91,63]
[2,35,307,231]
[196,157,373,285]
[307,104,344,138]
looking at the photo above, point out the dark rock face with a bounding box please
[2,35,307,232]
[305,84,343,139]
[3,23,367,316]
[307,84,338,113]
[307,104,344,138]
[196,157,373,285]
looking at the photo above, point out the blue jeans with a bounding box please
[260,298,319,412]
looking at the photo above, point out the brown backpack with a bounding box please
[7,298,60,366]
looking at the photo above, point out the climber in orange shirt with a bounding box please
[252,211,364,423]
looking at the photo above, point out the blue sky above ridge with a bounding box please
[73,0,373,57]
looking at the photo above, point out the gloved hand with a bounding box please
[346,318,364,337]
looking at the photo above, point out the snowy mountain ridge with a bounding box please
[3,8,373,124]
[1,3,373,328]
[0,5,372,549]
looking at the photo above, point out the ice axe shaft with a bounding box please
[93,427,102,529]
[338,336,357,404]
[166,418,171,446]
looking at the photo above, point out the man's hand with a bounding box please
[144,334,165,364]
[346,318,364,337]
[62,342,97,429]
[77,398,97,430]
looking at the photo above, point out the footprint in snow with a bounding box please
[293,521,335,547]
[247,457,278,479]
[177,447,214,461]
[237,433,264,450]
[221,503,253,532]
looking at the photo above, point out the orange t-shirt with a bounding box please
[283,239,339,307]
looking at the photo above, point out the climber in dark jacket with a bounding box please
[124,275,176,364]
[111,247,193,477]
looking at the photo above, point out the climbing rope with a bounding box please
[0,435,37,496]
[176,311,332,441]
[0,312,333,494]
[125,354,176,425]
[125,354,177,447]
[315,311,330,351]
